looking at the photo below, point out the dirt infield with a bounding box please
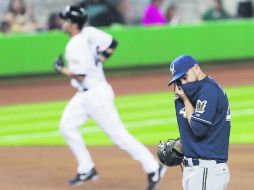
[1,64,254,190]
[0,146,253,190]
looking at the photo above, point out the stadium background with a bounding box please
[0,0,254,190]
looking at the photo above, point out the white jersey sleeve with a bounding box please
[84,26,113,52]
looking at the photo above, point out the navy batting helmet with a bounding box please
[168,55,199,86]
[59,6,88,25]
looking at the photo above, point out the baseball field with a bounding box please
[0,63,254,190]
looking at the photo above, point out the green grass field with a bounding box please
[0,85,254,146]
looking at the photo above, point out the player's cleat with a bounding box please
[146,164,167,190]
[69,167,99,187]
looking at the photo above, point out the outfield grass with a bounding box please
[0,85,254,146]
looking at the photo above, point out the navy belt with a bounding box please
[183,158,226,167]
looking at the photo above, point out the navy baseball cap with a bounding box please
[168,55,199,86]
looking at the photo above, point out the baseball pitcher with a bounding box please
[165,55,231,190]
[53,5,166,190]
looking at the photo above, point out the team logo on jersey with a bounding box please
[170,64,175,75]
[195,100,207,114]
[179,107,187,118]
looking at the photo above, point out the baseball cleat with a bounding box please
[69,167,99,187]
[146,164,167,190]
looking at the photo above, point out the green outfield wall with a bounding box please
[0,19,254,76]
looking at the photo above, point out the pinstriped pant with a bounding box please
[182,161,230,190]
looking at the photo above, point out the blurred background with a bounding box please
[0,1,254,190]
[0,0,254,76]
[0,0,253,33]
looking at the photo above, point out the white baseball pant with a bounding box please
[59,83,159,174]
[182,158,230,190]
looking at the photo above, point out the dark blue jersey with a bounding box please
[174,77,231,162]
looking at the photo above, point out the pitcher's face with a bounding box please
[178,68,198,85]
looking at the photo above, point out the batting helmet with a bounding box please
[59,6,88,25]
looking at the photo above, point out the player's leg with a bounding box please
[88,84,167,189]
[87,84,159,173]
[183,164,230,190]
[182,167,206,190]
[92,99,168,189]
[90,83,166,168]
[60,92,94,174]
[205,164,230,190]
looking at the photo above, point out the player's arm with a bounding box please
[175,84,217,138]
[89,27,118,63]
[98,38,118,62]
[61,67,85,82]
[174,84,210,138]
[189,86,218,137]
[183,97,195,123]
[53,55,85,82]
[174,84,194,124]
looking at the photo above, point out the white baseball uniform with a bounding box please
[59,26,159,174]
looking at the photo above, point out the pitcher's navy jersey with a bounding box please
[175,76,231,162]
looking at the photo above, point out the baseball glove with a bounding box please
[157,138,183,167]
